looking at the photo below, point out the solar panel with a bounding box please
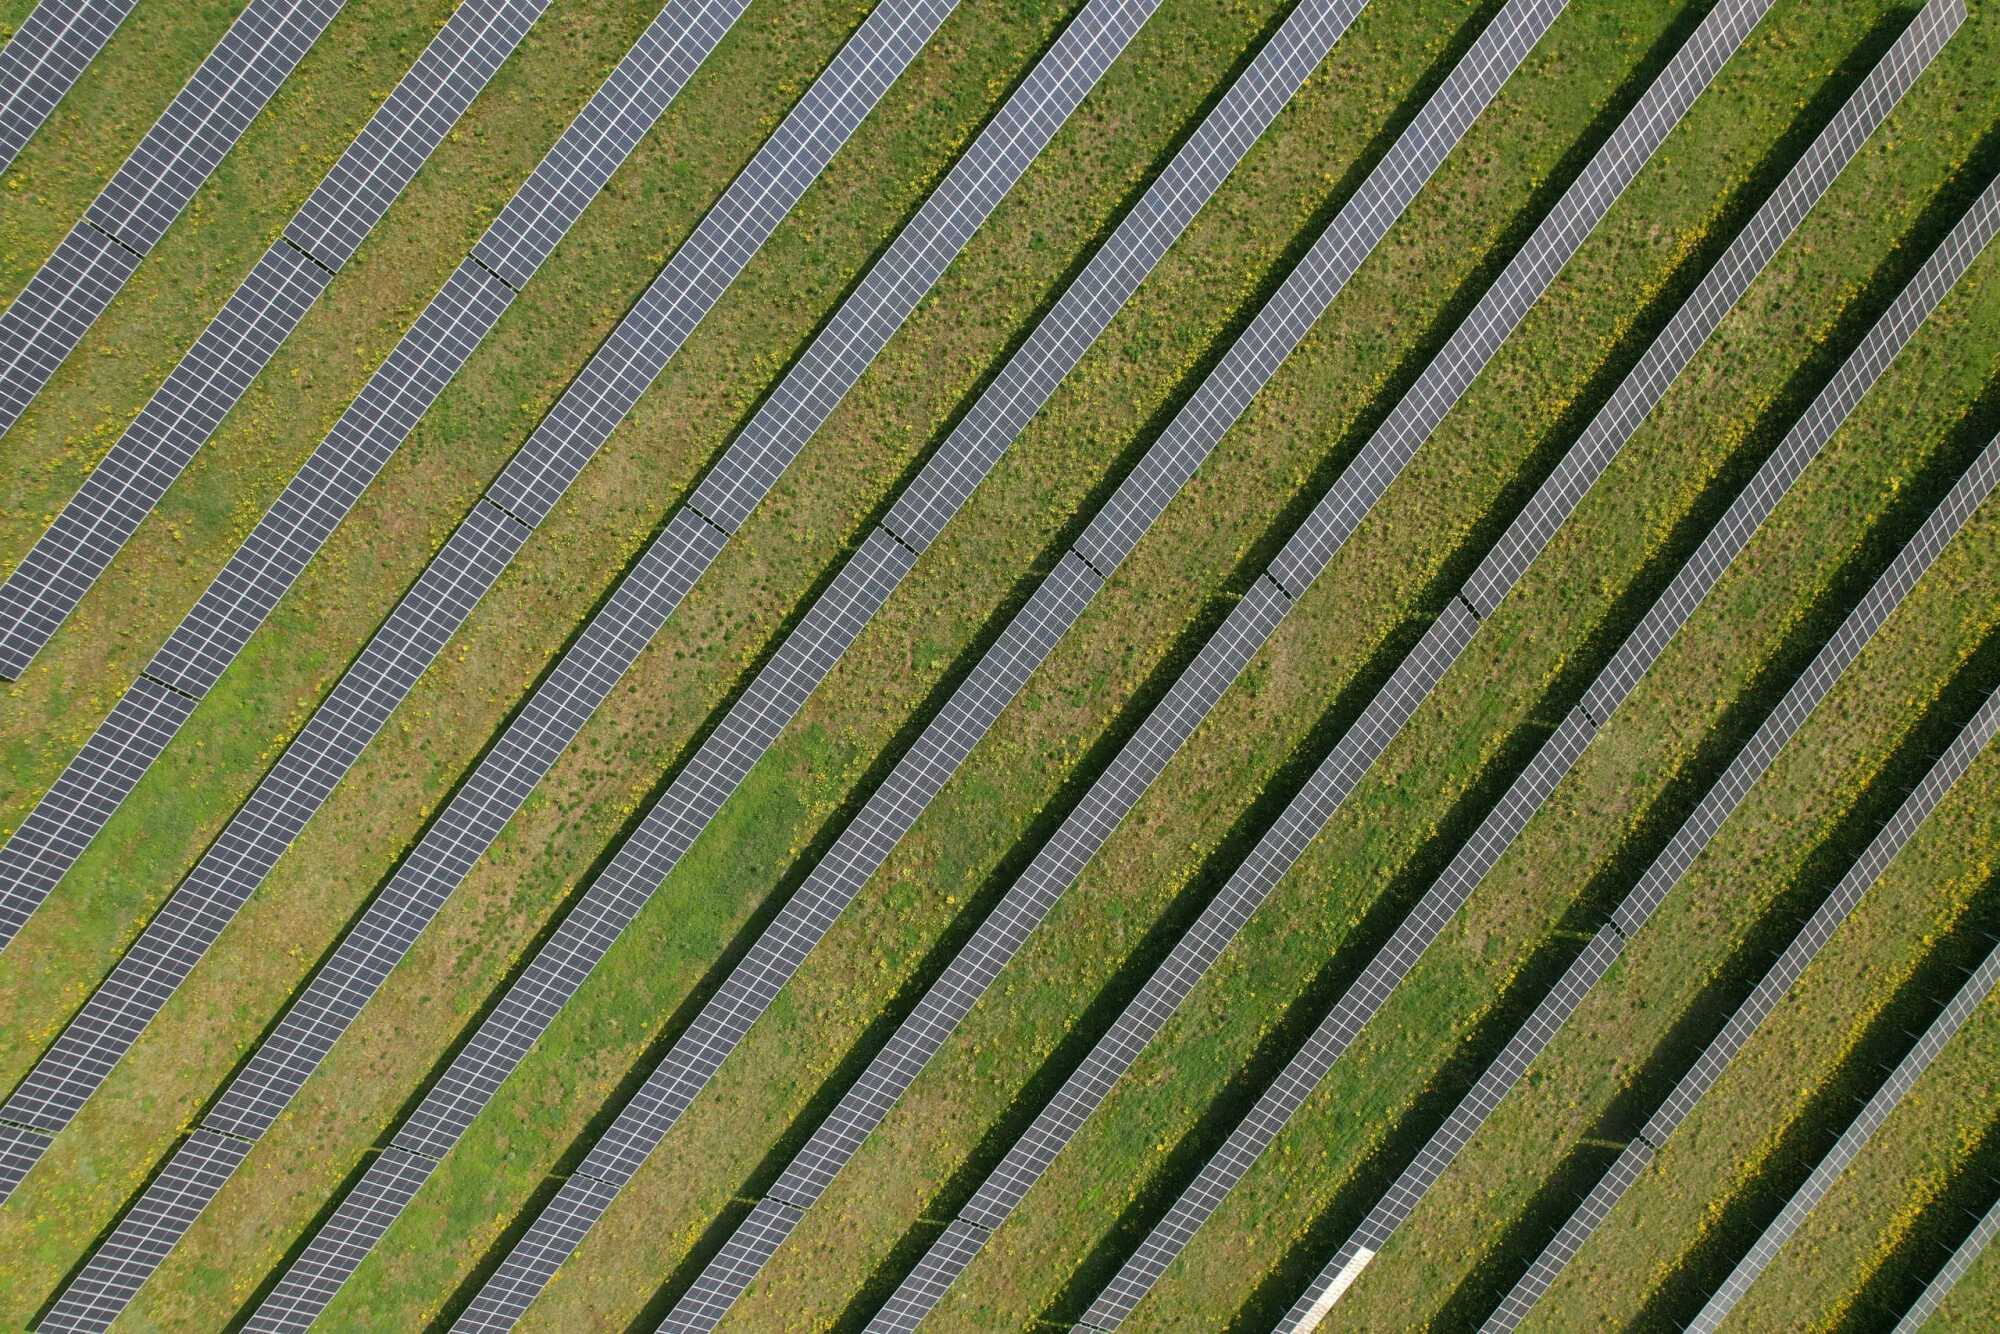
[0,0,347,438]
[285,1,1379,1321]
[284,0,546,269]
[0,0,554,680]
[1484,681,2000,1332]
[1686,940,2000,1333]
[26,0,957,1311]
[0,221,142,433]
[0,0,748,959]
[654,1,1577,1324]
[0,1120,53,1204]
[245,1148,441,1334]
[864,4,1788,1315]
[0,673,195,946]
[36,1129,253,1334]
[1277,368,2000,1334]
[0,0,139,171]
[1075,8,1957,1324]
[1892,1194,2000,1334]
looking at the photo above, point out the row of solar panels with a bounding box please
[2,0,1995,1330]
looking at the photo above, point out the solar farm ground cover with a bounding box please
[0,1,1995,1329]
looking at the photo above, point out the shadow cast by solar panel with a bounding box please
[1428,622,2000,1334]
[1629,867,2000,1331]
[1230,294,2000,1331]
[982,11,1931,1325]
[591,2,1529,1326]
[817,0,1720,1323]
[1832,1122,2000,1330]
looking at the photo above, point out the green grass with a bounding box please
[0,0,1995,1330]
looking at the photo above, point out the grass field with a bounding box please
[1,0,1996,1330]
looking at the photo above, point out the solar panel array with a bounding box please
[41,1,1157,1321]
[1275,423,2000,1333]
[17,0,952,1301]
[0,0,756,1221]
[248,3,1380,1326]
[0,0,552,680]
[0,0,755,962]
[1686,937,2000,1333]
[647,2,1576,1326]
[867,4,1779,1323]
[0,0,138,170]
[0,0,347,440]
[1072,9,1959,1324]
[1893,1192,2000,1333]
[1485,681,2000,1332]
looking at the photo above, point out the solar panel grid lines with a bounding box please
[877,0,1375,555]
[351,0,1385,1317]
[0,240,333,678]
[0,0,560,681]
[1686,939,2000,1334]
[85,0,348,253]
[484,0,961,531]
[0,0,350,438]
[1458,0,1964,623]
[468,0,751,291]
[1277,436,2000,1334]
[0,503,530,1137]
[1893,1195,2000,1333]
[0,1120,55,1204]
[1072,11,1957,1322]
[0,0,139,170]
[866,5,1788,1314]
[1482,685,2000,1334]
[656,1198,806,1334]
[0,220,142,432]
[36,1128,255,1334]
[0,0,751,962]
[244,1147,443,1334]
